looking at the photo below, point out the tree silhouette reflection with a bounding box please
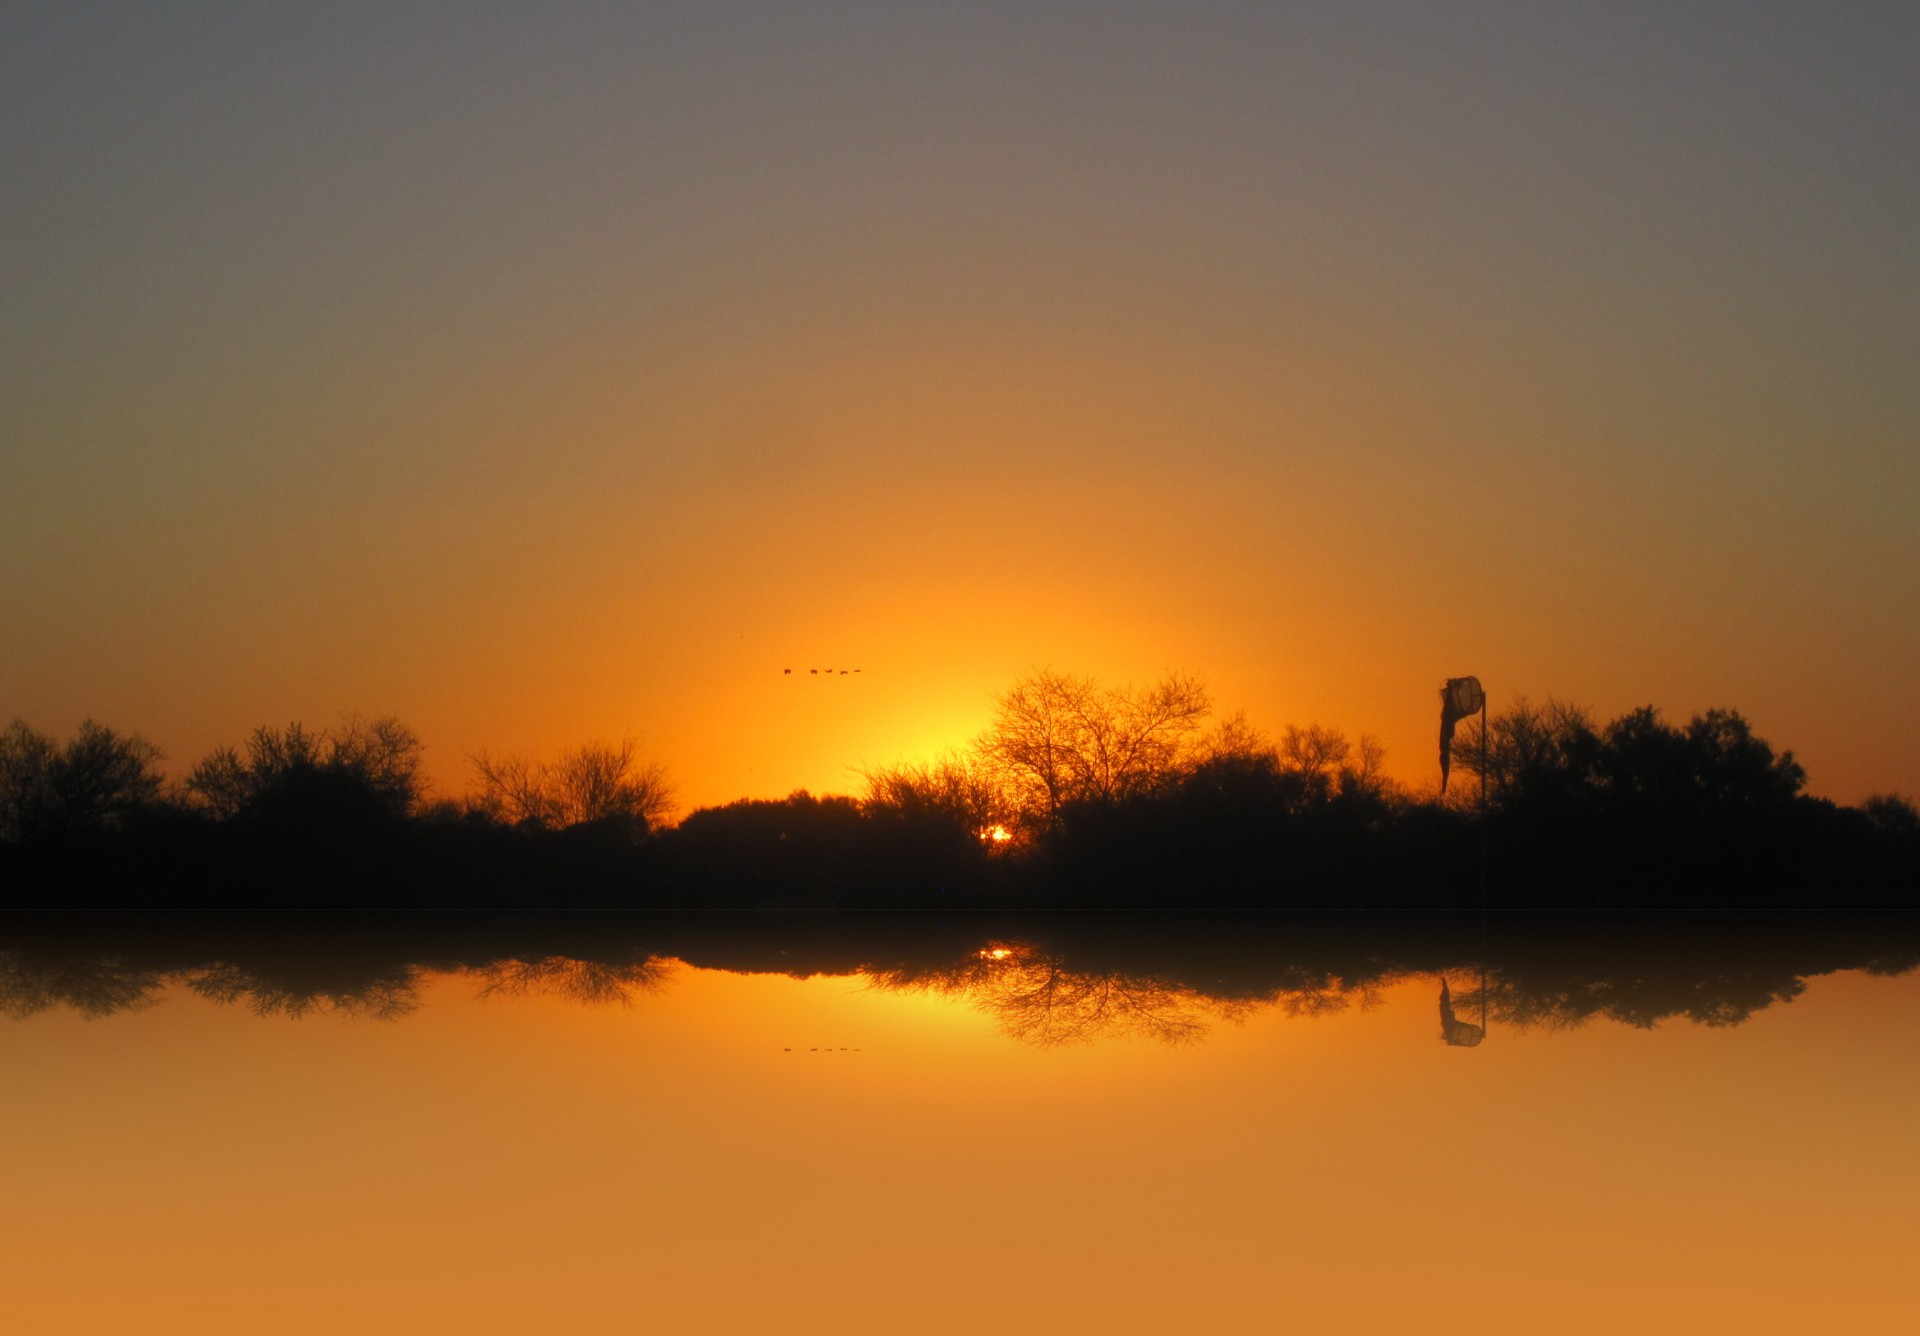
[866,942,1236,1046]
[471,955,674,1007]
[0,948,162,1019]
[183,961,424,1020]
[1,914,1913,1044]
[1473,961,1808,1031]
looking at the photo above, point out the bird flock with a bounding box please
[784,668,862,675]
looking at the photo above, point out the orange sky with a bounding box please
[4,4,1915,809]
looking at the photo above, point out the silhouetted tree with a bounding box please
[0,719,163,843]
[661,791,873,907]
[1280,723,1349,793]
[185,717,423,822]
[1861,794,1920,835]
[977,669,1211,828]
[1451,699,1806,820]
[862,757,1014,841]
[1585,705,1805,816]
[1277,723,1394,809]
[1447,696,1600,807]
[1189,710,1262,764]
[470,736,673,832]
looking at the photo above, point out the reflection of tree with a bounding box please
[867,943,1225,1046]
[3,914,1914,1041]
[1275,975,1372,1019]
[865,940,1402,1045]
[0,949,162,1019]
[867,940,1290,1044]
[183,962,424,1020]
[471,955,673,1007]
[1461,966,1809,1032]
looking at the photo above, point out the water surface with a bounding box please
[4,913,1916,1334]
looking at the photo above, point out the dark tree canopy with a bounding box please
[186,717,423,824]
[0,719,163,843]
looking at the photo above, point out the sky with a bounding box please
[3,1,1915,811]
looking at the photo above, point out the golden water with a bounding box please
[3,919,1916,1334]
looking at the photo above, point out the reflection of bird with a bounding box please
[1439,977,1485,1047]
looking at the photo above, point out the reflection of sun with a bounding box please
[982,824,1011,844]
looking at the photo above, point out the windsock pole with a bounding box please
[1478,690,1489,1034]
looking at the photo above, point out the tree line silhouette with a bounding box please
[2,670,1916,909]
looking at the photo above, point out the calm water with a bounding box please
[3,913,1917,1334]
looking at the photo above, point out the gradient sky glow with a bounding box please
[4,2,1916,809]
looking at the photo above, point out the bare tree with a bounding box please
[1446,696,1596,800]
[329,716,426,813]
[861,755,1012,840]
[470,736,674,831]
[469,752,559,827]
[976,669,1211,827]
[1196,710,1271,765]
[1355,733,1388,782]
[185,718,423,820]
[552,739,675,828]
[1281,723,1350,776]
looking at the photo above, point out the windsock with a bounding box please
[1439,675,1485,793]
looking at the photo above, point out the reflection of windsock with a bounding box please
[1438,675,1485,793]
[1439,976,1485,1047]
